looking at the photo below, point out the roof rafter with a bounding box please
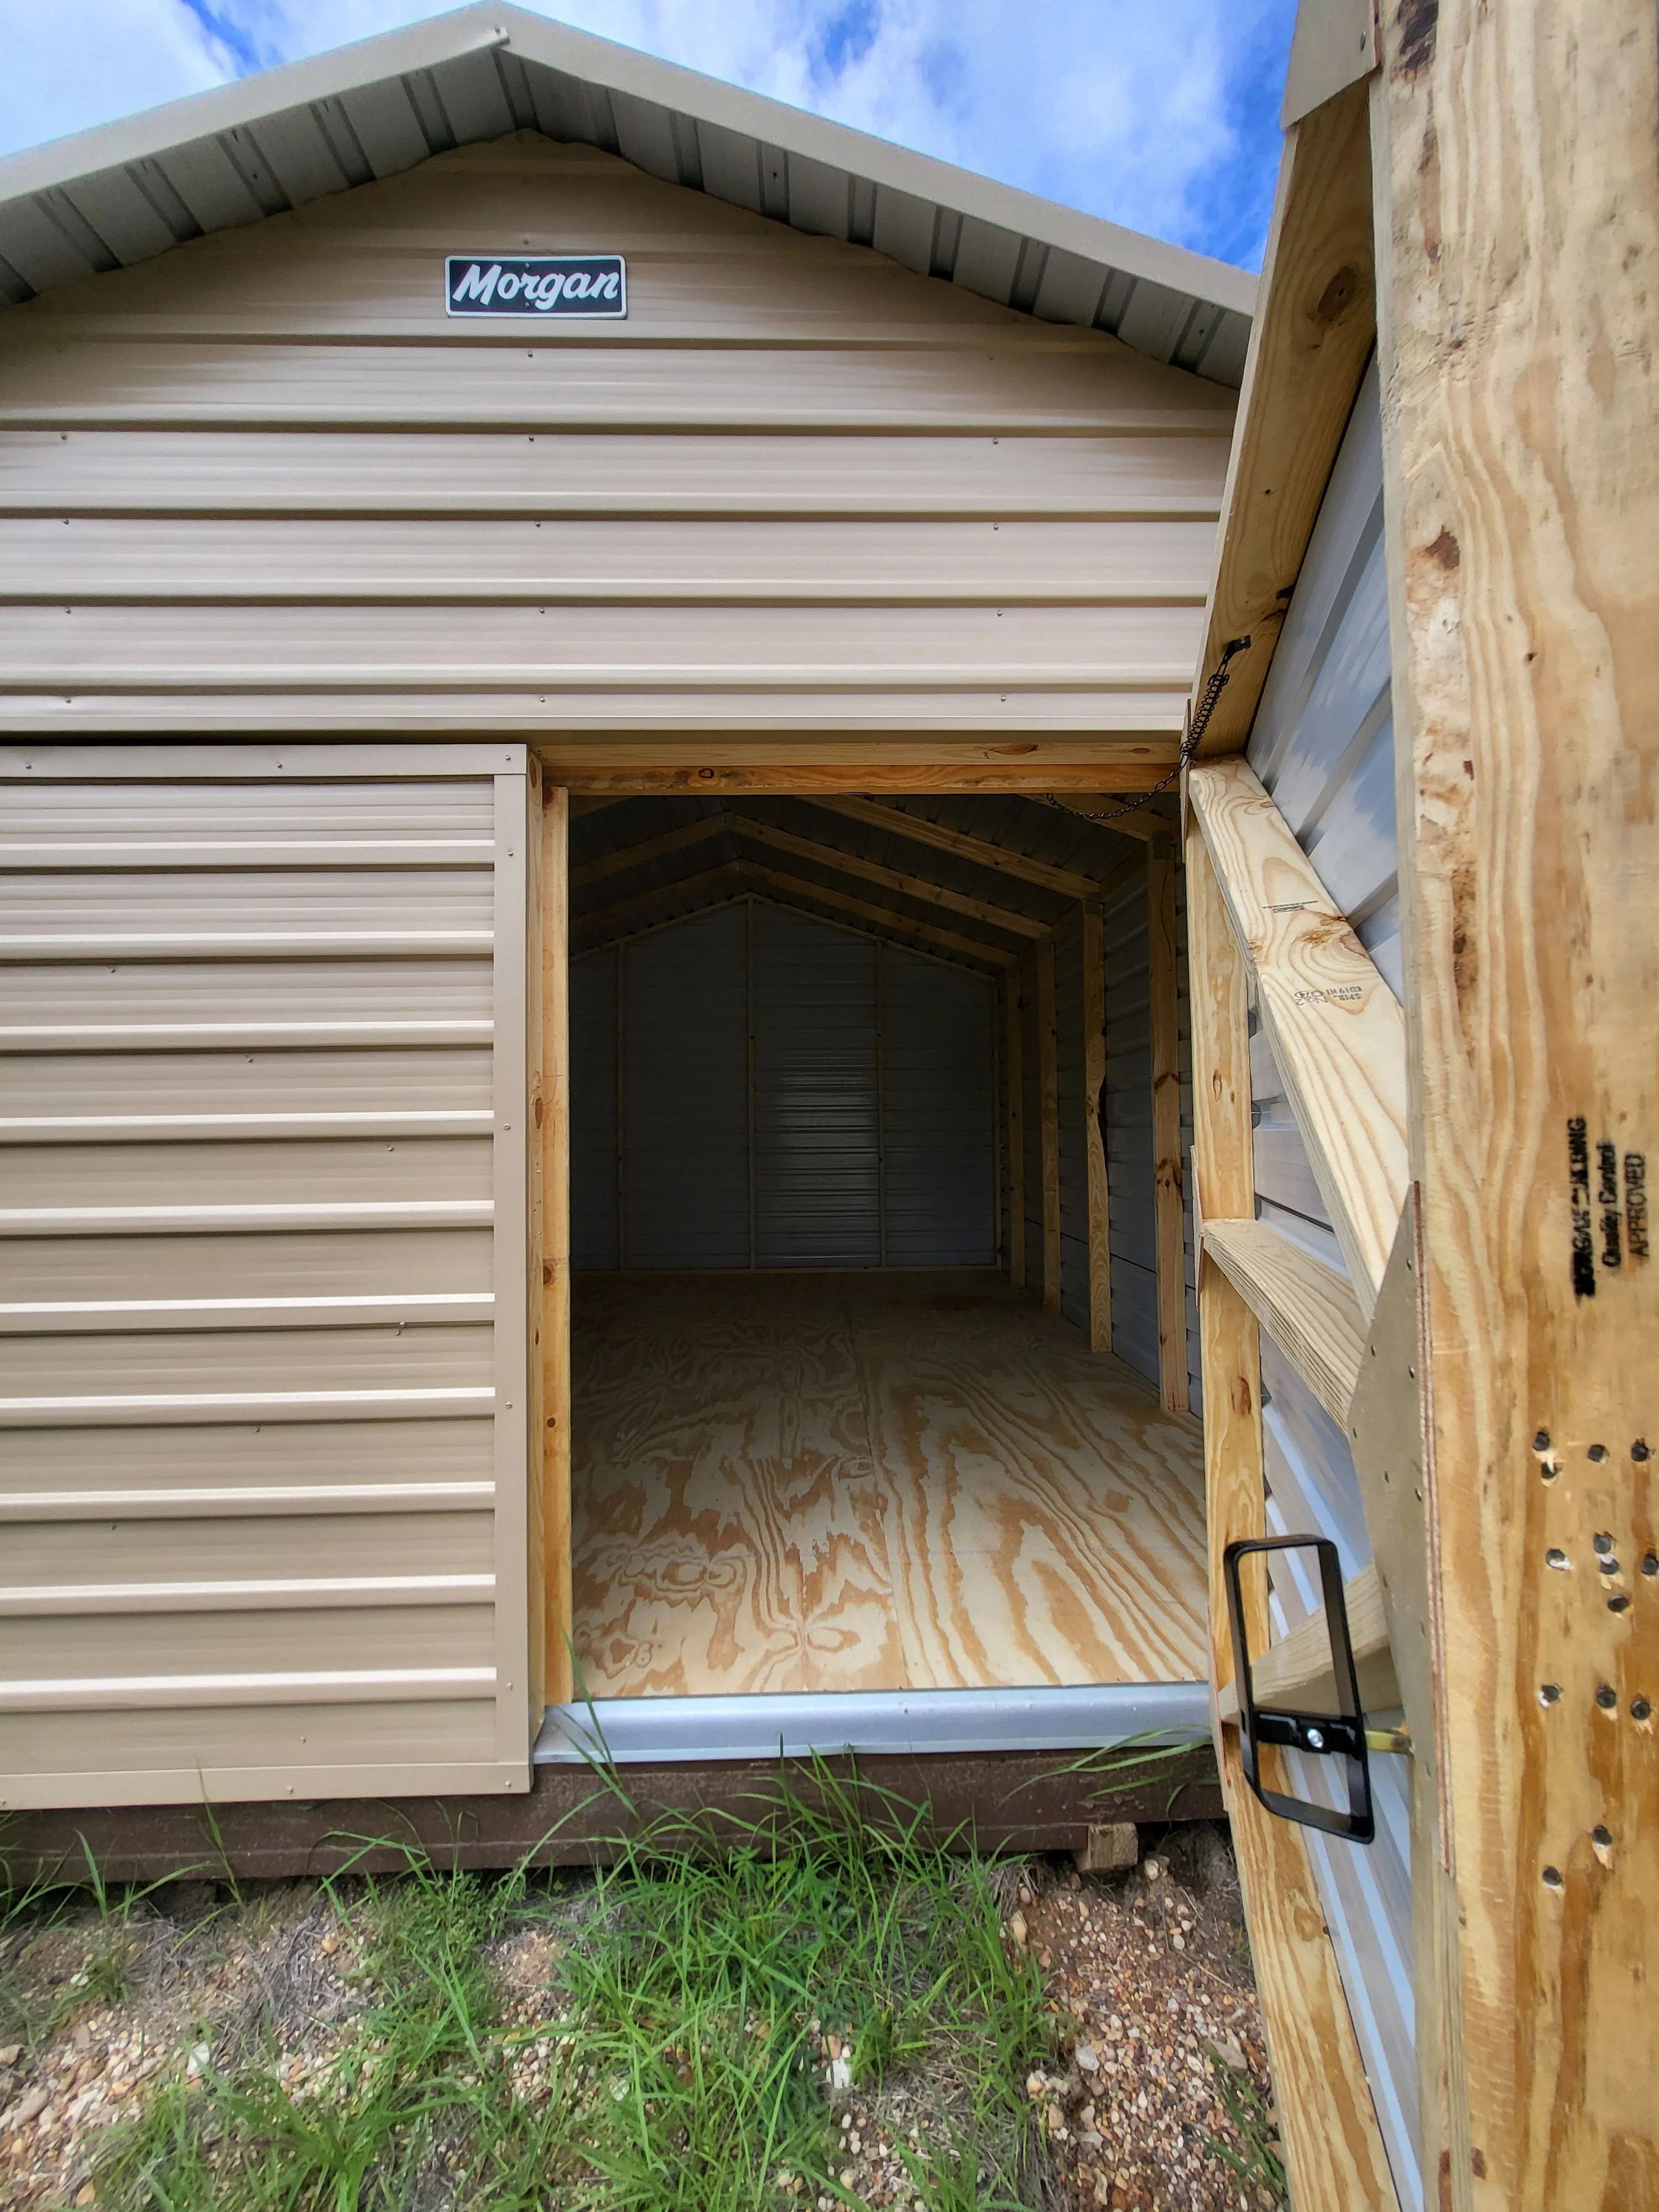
[730,816,1046,937]
[739,859,1016,968]
[806,797,1100,900]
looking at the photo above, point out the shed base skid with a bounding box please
[0,1750,1223,1887]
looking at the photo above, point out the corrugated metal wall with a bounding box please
[881,950,995,1267]
[757,908,880,1267]
[1054,922,1090,1333]
[1102,875,1157,1381]
[570,901,993,1270]
[622,907,750,1269]
[0,138,1230,741]
[1249,356,1398,997]
[0,743,536,1811]
[1242,359,1420,2210]
[1246,359,1392,1274]
[569,943,619,1272]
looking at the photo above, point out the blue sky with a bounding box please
[0,0,1297,270]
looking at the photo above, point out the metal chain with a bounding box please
[1042,633,1251,831]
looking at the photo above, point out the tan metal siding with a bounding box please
[0,137,1231,739]
[0,743,536,1809]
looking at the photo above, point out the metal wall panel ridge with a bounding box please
[879,945,994,1267]
[753,907,879,1267]
[576,901,993,1271]
[620,905,750,1269]
[568,947,619,1270]
[0,744,536,1812]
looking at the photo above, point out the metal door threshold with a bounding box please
[535,1681,1210,1765]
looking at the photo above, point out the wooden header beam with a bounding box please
[535,739,1176,795]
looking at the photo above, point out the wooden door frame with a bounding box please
[534,753,1181,1708]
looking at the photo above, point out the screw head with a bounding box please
[1305,1726,1326,1752]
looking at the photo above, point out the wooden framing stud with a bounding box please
[1147,843,1187,1412]
[539,784,573,1708]
[1038,938,1061,1315]
[1005,971,1026,1287]
[1082,901,1111,1352]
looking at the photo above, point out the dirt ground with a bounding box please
[0,1821,1280,2211]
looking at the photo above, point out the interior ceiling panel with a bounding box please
[0,3,1253,383]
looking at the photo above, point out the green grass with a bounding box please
[86,1772,1063,2212]
[1202,2064,1287,2206]
[0,1845,154,2053]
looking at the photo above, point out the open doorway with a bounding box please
[556,792,1206,1714]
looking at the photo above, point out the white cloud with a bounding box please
[0,0,1293,266]
[0,0,231,162]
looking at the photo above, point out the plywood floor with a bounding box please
[570,1271,1208,1698]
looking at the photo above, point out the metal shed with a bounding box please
[3,1,1655,2207]
[0,2,1246,1817]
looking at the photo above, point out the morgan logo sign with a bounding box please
[445,254,627,317]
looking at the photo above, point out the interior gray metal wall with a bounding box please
[1101,875,1156,1381]
[1020,959,1044,1295]
[570,901,994,1270]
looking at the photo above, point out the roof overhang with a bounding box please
[0,2,1255,383]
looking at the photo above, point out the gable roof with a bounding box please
[0,2,1255,383]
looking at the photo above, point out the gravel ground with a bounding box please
[798,1825,1280,2212]
[0,1824,1280,2211]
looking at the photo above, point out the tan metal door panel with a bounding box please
[0,743,535,1809]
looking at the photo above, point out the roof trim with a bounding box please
[0,3,1254,374]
